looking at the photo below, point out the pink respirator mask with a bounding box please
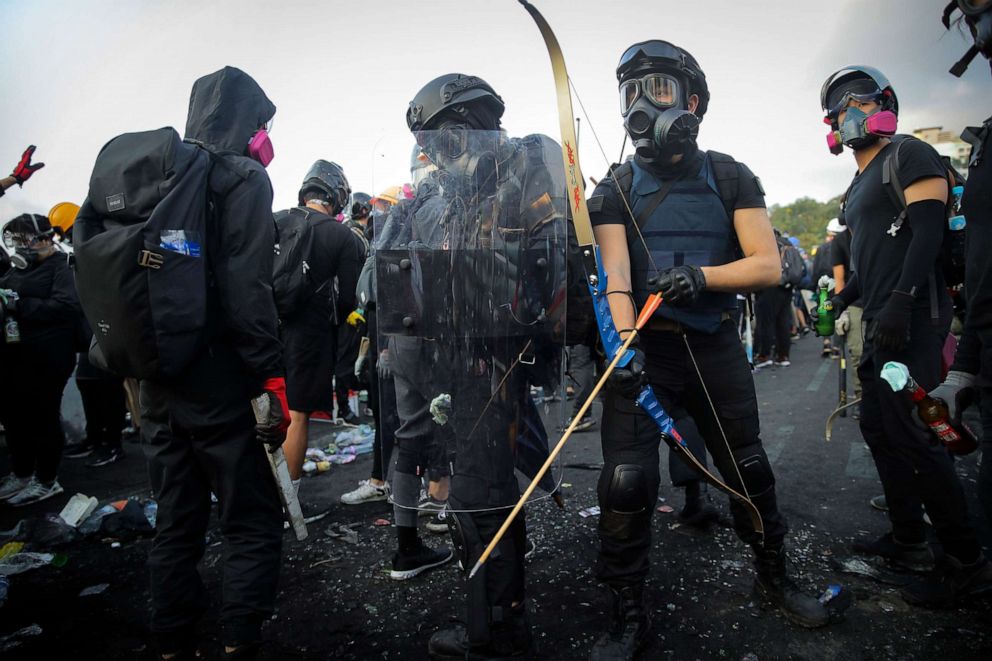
[824,109,897,155]
[248,129,274,167]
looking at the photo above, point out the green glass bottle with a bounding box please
[815,277,835,337]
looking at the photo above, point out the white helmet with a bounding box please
[826,217,844,234]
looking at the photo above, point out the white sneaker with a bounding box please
[0,474,31,501]
[340,479,389,505]
[7,477,64,507]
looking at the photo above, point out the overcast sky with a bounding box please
[1,0,989,223]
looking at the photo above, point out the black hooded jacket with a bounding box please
[151,67,283,425]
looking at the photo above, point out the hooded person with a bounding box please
[0,213,80,506]
[122,66,288,660]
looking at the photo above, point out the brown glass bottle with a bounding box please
[905,376,978,456]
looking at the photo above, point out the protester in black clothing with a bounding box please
[278,161,362,481]
[831,225,864,401]
[818,64,991,606]
[588,41,830,659]
[931,0,992,540]
[0,214,79,506]
[67,341,127,467]
[81,67,291,659]
[754,232,795,367]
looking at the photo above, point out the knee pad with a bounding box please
[599,464,652,540]
[733,446,775,497]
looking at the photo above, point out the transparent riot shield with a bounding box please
[375,129,568,515]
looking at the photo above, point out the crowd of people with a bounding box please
[2,2,992,659]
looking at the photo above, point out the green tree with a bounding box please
[768,195,843,254]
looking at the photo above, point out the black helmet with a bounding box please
[406,73,505,132]
[298,160,351,211]
[351,192,372,220]
[616,40,710,118]
[820,65,898,119]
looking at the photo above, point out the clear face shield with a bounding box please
[374,129,569,514]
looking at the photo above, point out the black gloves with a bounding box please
[871,290,914,352]
[11,146,44,185]
[651,265,706,307]
[605,339,648,399]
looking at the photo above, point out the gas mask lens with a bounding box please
[417,126,471,162]
[619,74,680,115]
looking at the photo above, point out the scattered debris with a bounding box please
[577,506,600,518]
[79,583,110,597]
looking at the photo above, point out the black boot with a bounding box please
[678,483,719,529]
[428,607,533,660]
[752,544,830,628]
[589,585,651,661]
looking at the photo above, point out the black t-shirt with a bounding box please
[830,230,862,306]
[589,152,766,228]
[842,138,948,317]
[953,118,992,379]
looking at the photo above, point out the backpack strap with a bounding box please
[881,139,910,234]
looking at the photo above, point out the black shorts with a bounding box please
[282,322,337,413]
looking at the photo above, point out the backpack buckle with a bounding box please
[138,250,164,269]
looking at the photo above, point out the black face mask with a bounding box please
[943,0,992,77]
[623,92,698,163]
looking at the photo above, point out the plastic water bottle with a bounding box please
[3,315,19,344]
[948,185,966,231]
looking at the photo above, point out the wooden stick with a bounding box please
[468,294,662,579]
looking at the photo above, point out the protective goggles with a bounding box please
[416,125,472,161]
[619,74,681,116]
[824,79,885,120]
[2,230,45,251]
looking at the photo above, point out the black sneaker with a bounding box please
[340,412,361,426]
[869,495,888,512]
[390,544,453,580]
[900,555,992,608]
[64,439,95,459]
[425,508,449,534]
[87,446,124,467]
[852,532,934,572]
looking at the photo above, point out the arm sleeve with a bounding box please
[15,259,80,322]
[733,162,767,210]
[950,326,981,374]
[893,199,946,295]
[334,234,362,322]
[837,271,861,306]
[214,171,283,380]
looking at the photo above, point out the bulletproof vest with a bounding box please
[627,155,739,333]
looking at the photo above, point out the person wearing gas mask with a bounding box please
[817,65,991,607]
[383,72,568,659]
[104,67,290,660]
[277,161,362,484]
[928,0,992,590]
[0,214,79,506]
[587,41,830,658]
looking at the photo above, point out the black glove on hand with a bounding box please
[651,265,706,307]
[11,146,44,185]
[605,339,648,399]
[872,290,914,352]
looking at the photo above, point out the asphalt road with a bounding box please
[1,333,990,660]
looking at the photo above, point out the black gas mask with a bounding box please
[943,0,992,76]
[417,124,500,200]
[620,72,699,163]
